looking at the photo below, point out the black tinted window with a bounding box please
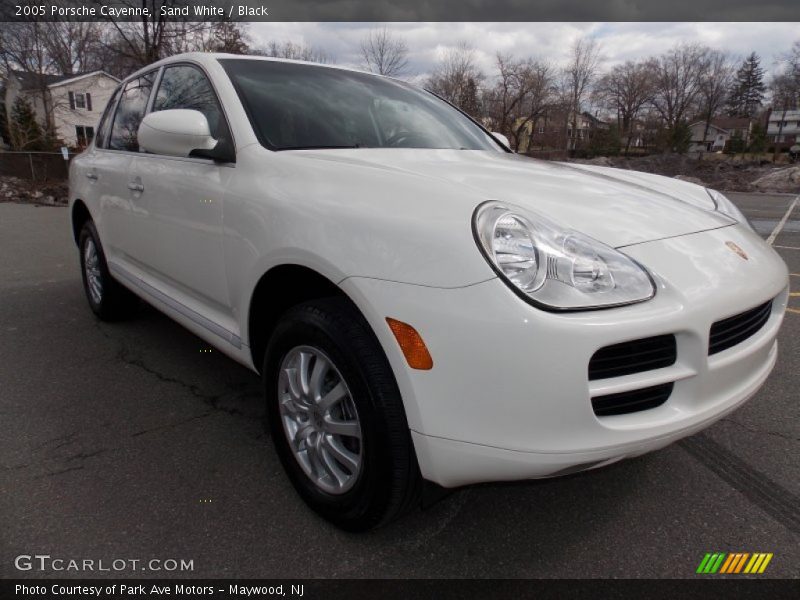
[94,86,120,148]
[154,65,228,141]
[109,72,155,151]
[220,59,496,151]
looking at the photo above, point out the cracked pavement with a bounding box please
[0,194,798,579]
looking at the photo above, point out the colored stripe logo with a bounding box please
[696,552,773,574]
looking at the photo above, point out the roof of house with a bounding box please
[689,118,754,136]
[710,117,752,130]
[10,69,119,90]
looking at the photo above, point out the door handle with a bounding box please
[127,182,144,192]
[86,171,98,180]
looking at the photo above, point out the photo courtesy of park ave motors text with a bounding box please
[1,0,800,589]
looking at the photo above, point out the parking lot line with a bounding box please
[766,196,798,246]
[787,308,800,314]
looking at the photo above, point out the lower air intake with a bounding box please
[592,382,674,417]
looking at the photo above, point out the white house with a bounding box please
[688,117,755,153]
[4,70,120,148]
[767,109,800,146]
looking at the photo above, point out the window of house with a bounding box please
[108,72,156,152]
[75,125,95,147]
[69,91,92,111]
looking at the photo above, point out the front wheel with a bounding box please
[264,298,420,531]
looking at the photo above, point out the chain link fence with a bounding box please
[0,151,77,182]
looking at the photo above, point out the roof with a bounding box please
[710,117,753,130]
[10,69,119,90]
[689,118,754,136]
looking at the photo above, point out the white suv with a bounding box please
[69,53,789,530]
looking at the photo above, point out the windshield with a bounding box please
[219,59,499,151]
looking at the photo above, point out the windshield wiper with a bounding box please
[278,144,361,151]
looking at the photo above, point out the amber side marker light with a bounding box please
[386,318,433,370]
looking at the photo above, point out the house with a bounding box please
[516,110,610,153]
[4,69,120,148]
[688,117,755,153]
[766,109,800,147]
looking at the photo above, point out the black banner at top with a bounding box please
[1,0,799,22]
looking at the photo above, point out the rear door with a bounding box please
[78,84,128,258]
[100,72,158,267]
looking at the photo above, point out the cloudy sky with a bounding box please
[247,22,798,83]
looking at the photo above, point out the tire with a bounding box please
[264,297,421,531]
[78,221,139,321]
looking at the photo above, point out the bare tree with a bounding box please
[594,60,654,153]
[697,50,733,152]
[426,42,484,109]
[649,44,708,149]
[0,21,56,134]
[44,22,107,75]
[100,1,214,71]
[513,61,556,152]
[360,27,409,77]
[484,54,555,150]
[485,54,533,146]
[253,41,333,64]
[772,40,800,111]
[563,36,601,151]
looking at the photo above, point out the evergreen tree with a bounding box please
[9,96,46,150]
[457,77,482,119]
[726,52,766,117]
[207,22,249,55]
[0,98,10,148]
[748,122,767,153]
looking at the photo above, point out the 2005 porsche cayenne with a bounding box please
[69,53,789,530]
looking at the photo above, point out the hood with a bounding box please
[290,149,734,248]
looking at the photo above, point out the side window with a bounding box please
[153,65,231,147]
[94,86,120,149]
[108,72,156,152]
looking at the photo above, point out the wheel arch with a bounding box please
[248,264,359,374]
[71,199,92,246]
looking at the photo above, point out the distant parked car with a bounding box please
[69,53,789,530]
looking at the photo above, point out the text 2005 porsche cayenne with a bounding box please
[69,53,789,530]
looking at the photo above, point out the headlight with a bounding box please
[474,202,656,310]
[706,188,754,231]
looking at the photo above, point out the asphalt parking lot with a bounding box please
[1,192,798,579]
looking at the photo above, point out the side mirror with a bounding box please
[491,132,511,150]
[138,109,218,158]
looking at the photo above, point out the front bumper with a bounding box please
[340,224,789,488]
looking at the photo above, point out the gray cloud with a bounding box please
[249,22,800,81]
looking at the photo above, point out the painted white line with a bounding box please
[774,245,800,250]
[766,196,799,246]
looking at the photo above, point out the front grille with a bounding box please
[709,300,772,356]
[591,382,674,417]
[588,335,677,381]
